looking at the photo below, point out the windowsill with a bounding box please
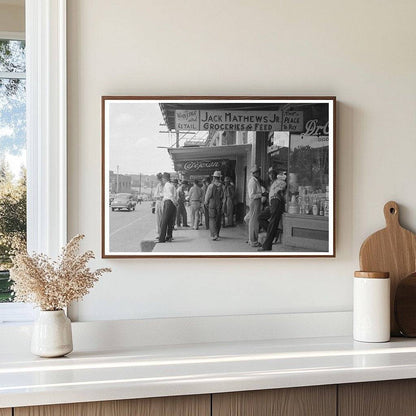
[0,303,35,324]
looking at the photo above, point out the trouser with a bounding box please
[262,199,284,250]
[171,205,177,230]
[155,200,163,235]
[204,205,209,229]
[176,201,188,226]
[223,197,234,226]
[248,199,261,245]
[209,208,222,238]
[159,200,176,242]
[199,206,204,225]
[190,201,201,229]
[258,207,271,232]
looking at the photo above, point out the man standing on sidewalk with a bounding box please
[188,179,203,230]
[258,171,286,251]
[154,172,164,238]
[158,172,177,243]
[223,176,235,227]
[176,180,189,228]
[202,177,211,230]
[204,171,224,241]
[171,178,179,231]
[247,165,262,247]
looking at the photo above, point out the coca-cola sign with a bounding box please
[303,119,329,136]
[174,159,229,172]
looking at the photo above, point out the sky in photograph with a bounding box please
[108,102,174,175]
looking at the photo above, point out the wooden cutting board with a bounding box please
[395,273,416,337]
[359,201,416,336]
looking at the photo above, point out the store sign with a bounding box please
[303,119,329,136]
[293,134,329,149]
[199,110,282,131]
[175,110,199,130]
[175,110,283,131]
[174,159,229,173]
[175,109,305,132]
[282,111,303,132]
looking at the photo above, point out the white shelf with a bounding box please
[2,335,416,408]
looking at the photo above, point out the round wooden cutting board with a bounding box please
[359,201,416,336]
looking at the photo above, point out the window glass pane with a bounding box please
[0,59,26,303]
[0,39,26,73]
[288,134,329,216]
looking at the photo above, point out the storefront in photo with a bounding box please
[159,100,331,253]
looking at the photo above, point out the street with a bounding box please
[109,201,155,253]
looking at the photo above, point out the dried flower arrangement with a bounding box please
[10,234,111,311]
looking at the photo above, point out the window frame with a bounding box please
[0,0,67,323]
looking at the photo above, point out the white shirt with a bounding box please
[163,182,177,204]
[248,176,262,201]
[268,179,280,202]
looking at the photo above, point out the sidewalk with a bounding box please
[142,224,319,254]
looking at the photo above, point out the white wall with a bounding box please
[67,0,416,321]
[0,3,24,33]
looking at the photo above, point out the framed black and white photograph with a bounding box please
[102,96,336,258]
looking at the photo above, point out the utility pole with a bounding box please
[139,172,142,195]
[116,165,119,193]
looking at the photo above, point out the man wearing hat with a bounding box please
[204,171,224,241]
[188,179,203,230]
[202,177,211,230]
[247,165,263,247]
[223,176,235,227]
[154,172,164,237]
[258,170,286,251]
[171,178,179,231]
[176,179,189,228]
[158,172,177,243]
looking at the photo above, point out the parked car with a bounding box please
[111,193,136,211]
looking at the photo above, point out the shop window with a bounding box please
[287,134,329,216]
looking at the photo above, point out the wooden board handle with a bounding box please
[384,201,400,228]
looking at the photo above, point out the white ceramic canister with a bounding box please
[353,271,390,343]
[31,310,73,357]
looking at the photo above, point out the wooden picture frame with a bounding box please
[102,96,336,258]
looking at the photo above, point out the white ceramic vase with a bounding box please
[31,310,73,358]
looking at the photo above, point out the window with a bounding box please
[0,0,67,323]
[0,34,26,306]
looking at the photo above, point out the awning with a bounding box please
[168,144,251,162]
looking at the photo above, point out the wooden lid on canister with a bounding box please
[354,271,390,279]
